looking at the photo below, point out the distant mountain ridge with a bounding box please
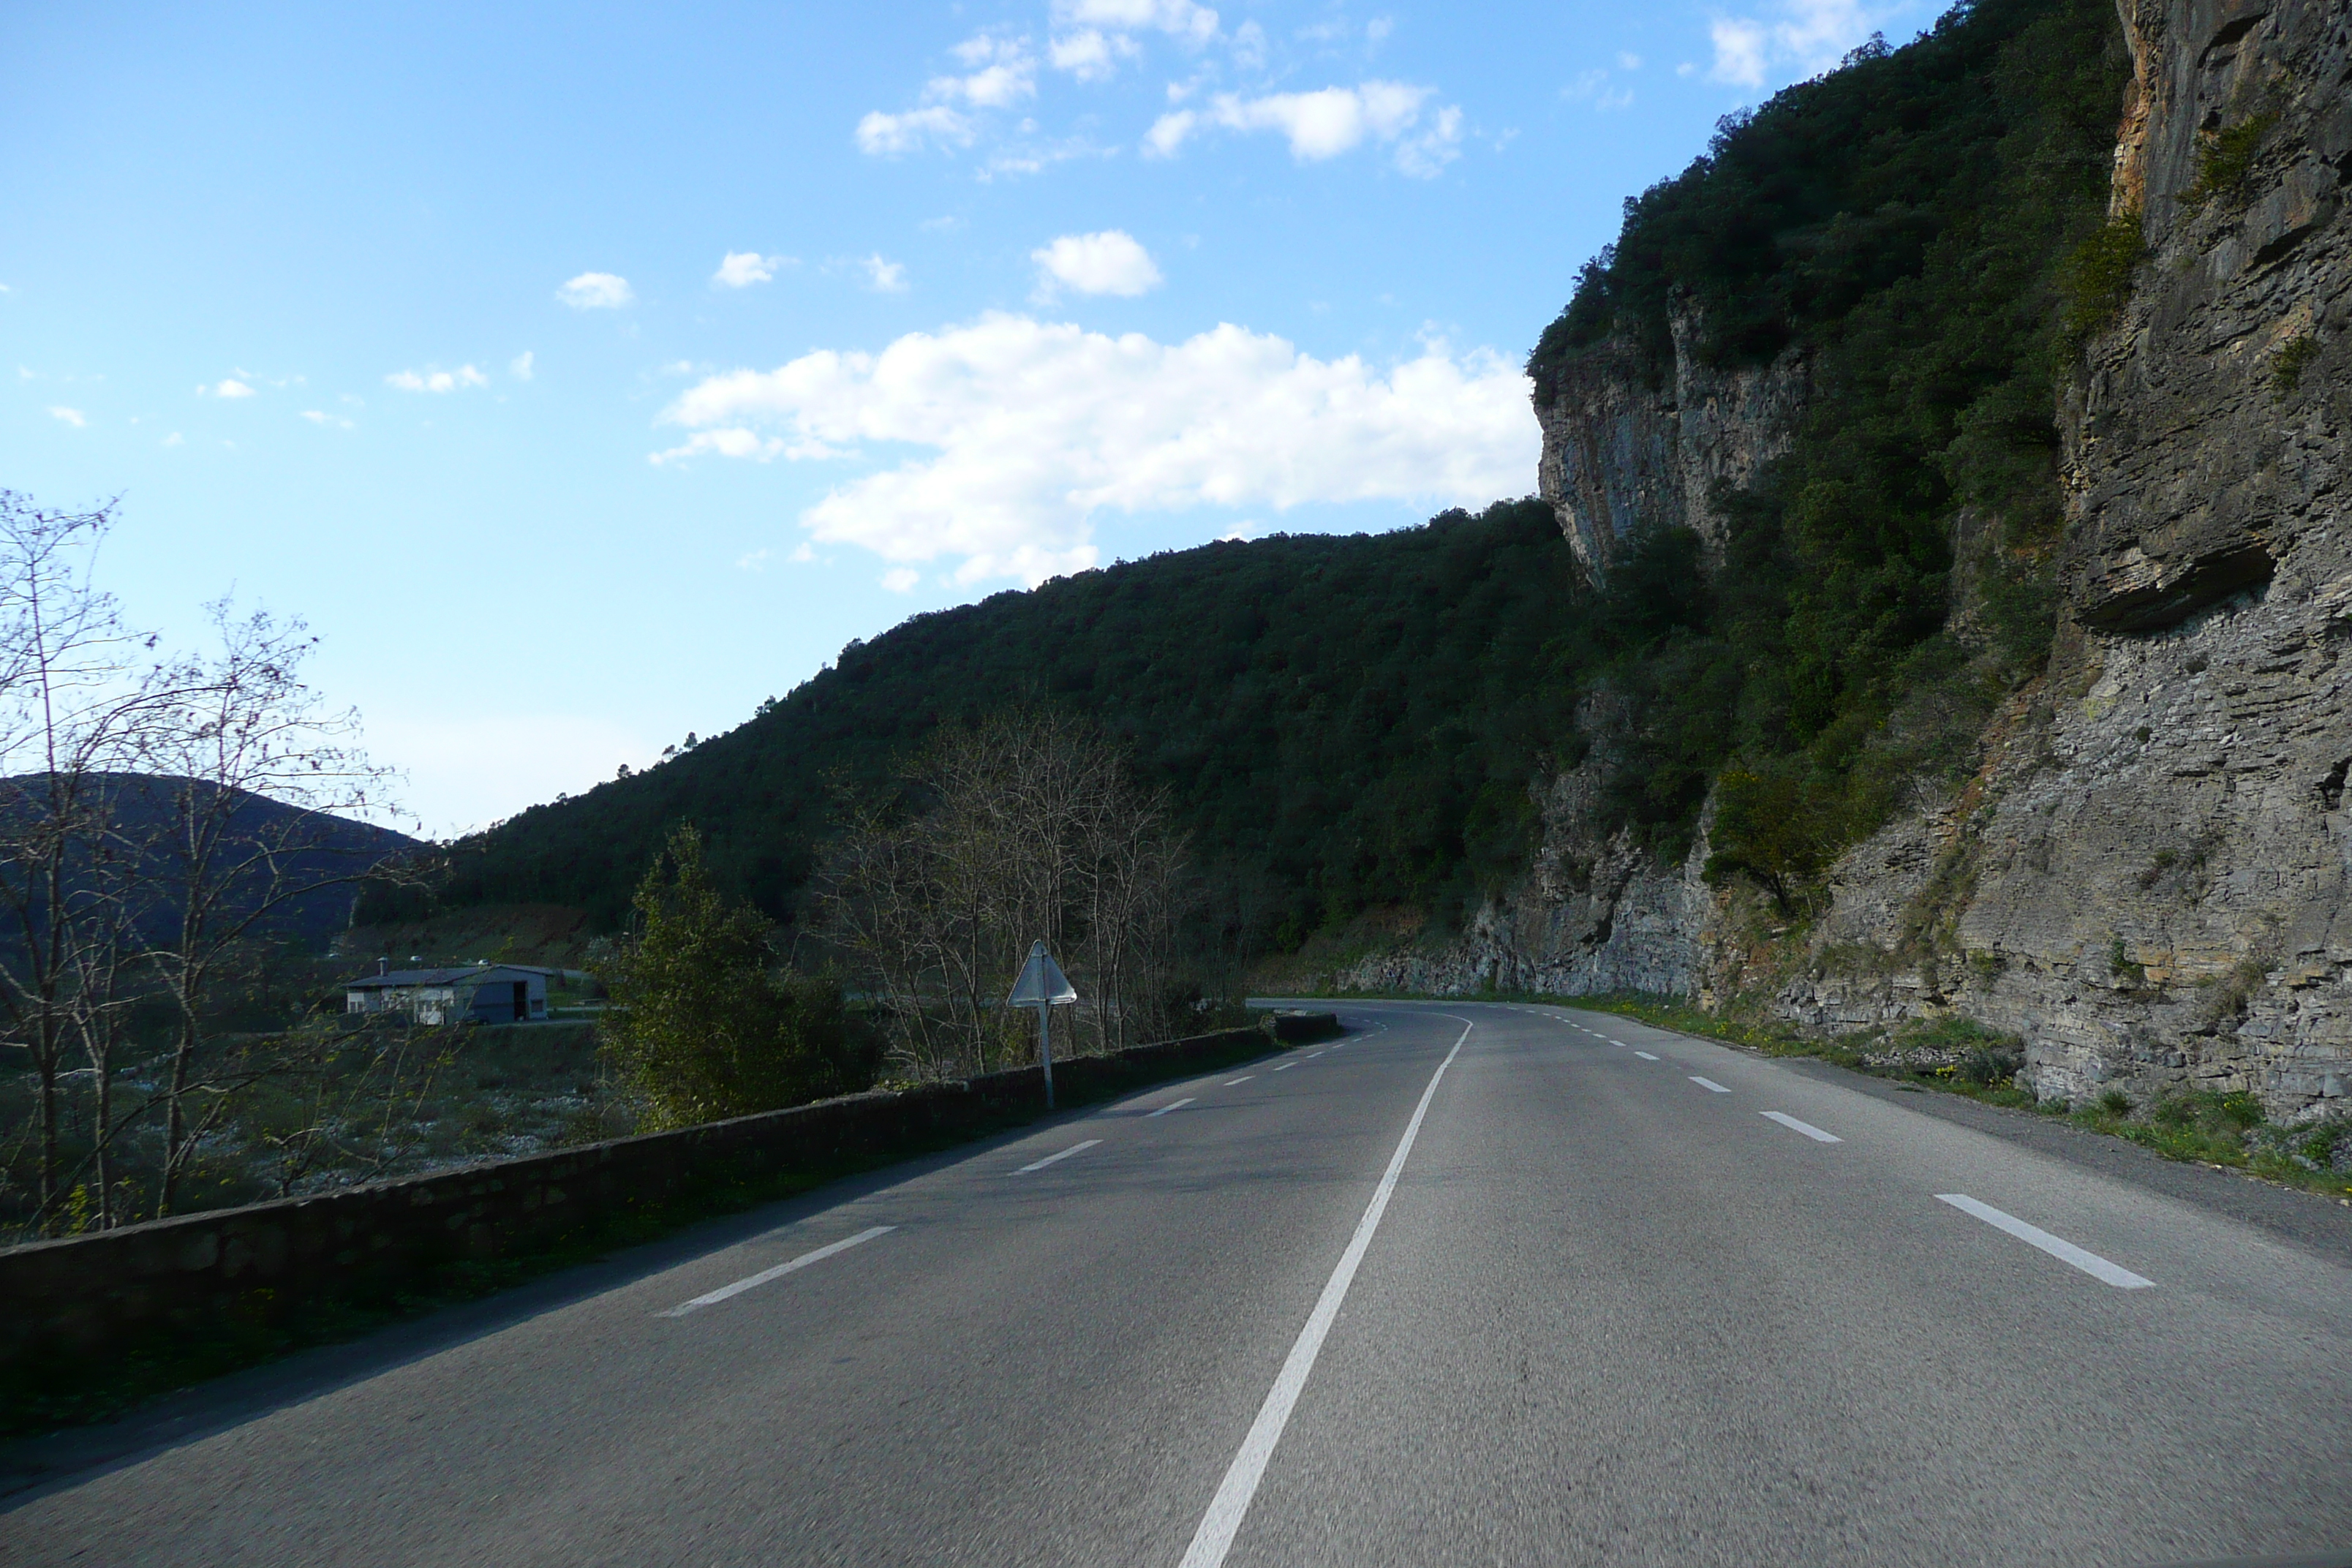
[1,772,421,951]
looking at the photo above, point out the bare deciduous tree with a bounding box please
[0,492,418,1235]
[815,710,1194,1079]
[0,494,174,1232]
[132,601,405,1217]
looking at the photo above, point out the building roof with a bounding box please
[345,965,551,990]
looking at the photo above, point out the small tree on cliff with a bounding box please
[599,825,875,1131]
[1702,761,1843,916]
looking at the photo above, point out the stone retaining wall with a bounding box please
[1,1022,1318,1392]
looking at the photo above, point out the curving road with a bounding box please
[10,1001,2352,1566]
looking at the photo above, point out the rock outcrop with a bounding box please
[1537,314,1810,577]
[1351,0,2352,1121]
[1340,699,1714,998]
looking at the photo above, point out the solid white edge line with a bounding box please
[1148,1097,1197,1118]
[1016,1137,1102,1174]
[658,1225,896,1318]
[1178,1019,1473,1568]
[1759,1110,1842,1143]
[1689,1076,1730,1093]
[1937,1194,2155,1289]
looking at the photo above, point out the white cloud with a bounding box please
[510,350,535,380]
[788,542,817,563]
[1710,0,1886,87]
[1054,0,1219,45]
[859,34,1035,155]
[1049,28,1134,80]
[864,255,910,293]
[1147,80,1460,175]
[202,377,257,399]
[557,272,633,309]
[385,365,489,393]
[1231,18,1266,69]
[932,34,1036,107]
[1618,50,1643,69]
[1564,69,1635,112]
[1032,230,1163,297]
[649,429,797,464]
[857,104,975,155]
[1393,106,1462,177]
[1144,109,1199,157]
[880,567,922,593]
[48,406,86,427]
[1367,18,1394,45]
[736,548,773,571]
[1709,19,1770,87]
[162,431,184,447]
[714,252,790,288]
[652,312,1537,587]
[301,409,356,429]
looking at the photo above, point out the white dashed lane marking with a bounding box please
[1937,1194,2154,1289]
[1147,1098,1196,1118]
[657,1226,895,1319]
[1016,1139,1101,1174]
[1690,1077,1730,1093]
[1760,1111,1840,1144]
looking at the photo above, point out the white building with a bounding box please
[344,962,552,1025]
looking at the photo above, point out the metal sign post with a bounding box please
[1006,940,1078,1107]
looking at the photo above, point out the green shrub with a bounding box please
[599,826,881,1131]
[2179,111,2278,209]
[1704,761,1849,913]
[2272,333,2317,393]
[2059,211,2146,340]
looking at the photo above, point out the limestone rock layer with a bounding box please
[1345,0,2352,1120]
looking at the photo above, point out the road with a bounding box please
[10,1001,2352,1566]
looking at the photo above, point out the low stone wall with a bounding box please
[1,1025,1277,1395]
[1267,1011,1343,1044]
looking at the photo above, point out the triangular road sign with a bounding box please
[1006,940,1077,1006]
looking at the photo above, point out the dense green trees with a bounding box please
[598,826,878,1128]
[429,499,1586,953]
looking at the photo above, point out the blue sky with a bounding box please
[3,0,1924,835]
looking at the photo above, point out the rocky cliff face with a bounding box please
[1347,0,2352,1121]
[1340,697,1715,998]
[1537,315,1809,576]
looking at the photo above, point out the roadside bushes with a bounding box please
[598,826,881,1131]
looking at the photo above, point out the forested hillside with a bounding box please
[416,0,2128,960]
[423,500,1590,951]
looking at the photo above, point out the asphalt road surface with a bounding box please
[11,1001,2352,1567]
